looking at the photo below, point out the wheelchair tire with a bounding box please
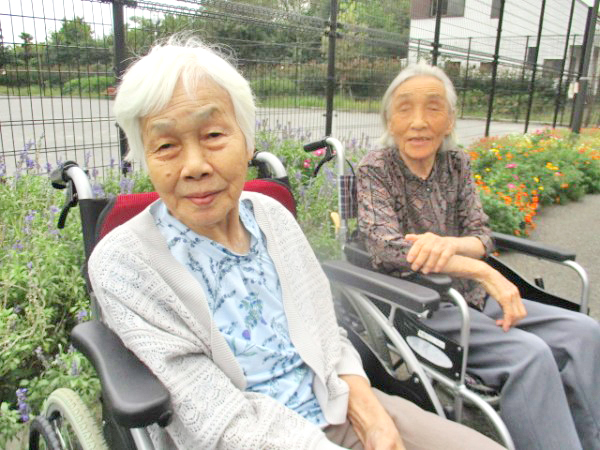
[43,388,108,450]
[29,416,61,450]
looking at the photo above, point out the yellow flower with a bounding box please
[533,176,540,183]
[485,167,491,172]
[474,174,482,180]
[539,186,544,191]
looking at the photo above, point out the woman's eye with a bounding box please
[158,143,173,150]
[207,132,223,138]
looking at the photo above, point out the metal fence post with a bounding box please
[571,1,599,133]
[325,0,338,137]
[111,0,129,165]
[553,0,576,128]
[485,0,505,137]
[524,0,546,133]
[460,37,472,119]
[515,36,530,122]
[432,0,443,66]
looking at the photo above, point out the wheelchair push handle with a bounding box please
[303,137,346,178]
[50,161,94,228]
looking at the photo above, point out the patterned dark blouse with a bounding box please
[356,146,494,310]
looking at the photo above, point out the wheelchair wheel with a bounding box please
[43,388,108,450]
[29,416,61,450]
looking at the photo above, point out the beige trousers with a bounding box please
[324,388,505,450]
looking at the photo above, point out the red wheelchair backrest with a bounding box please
[96,180,296,242]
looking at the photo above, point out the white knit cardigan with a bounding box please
[88,191,367,449]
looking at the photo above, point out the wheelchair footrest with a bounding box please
[71,321,173,428]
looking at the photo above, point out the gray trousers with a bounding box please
[425,297,600,450]
[324,388,504,449]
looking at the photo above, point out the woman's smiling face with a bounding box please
[387,75,454,172]
[142,79,251,239]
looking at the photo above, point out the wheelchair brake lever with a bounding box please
[57,181,78,229]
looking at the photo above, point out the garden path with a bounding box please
[497,193,600,321]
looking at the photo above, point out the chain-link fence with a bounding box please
[1,0,599,175]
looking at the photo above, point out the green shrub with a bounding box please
[62,75,115,96]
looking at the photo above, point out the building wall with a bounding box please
[409,0,591,75]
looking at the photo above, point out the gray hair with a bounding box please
[114,34,256,165]
[379,62,458,149]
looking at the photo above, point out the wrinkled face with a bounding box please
[142,79,251,237]
[388,75,454,167]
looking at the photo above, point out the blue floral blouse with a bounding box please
[151,199,327,427]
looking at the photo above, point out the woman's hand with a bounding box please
[340,375,406,450]
[479,267,528,331]
[405,232,458,274]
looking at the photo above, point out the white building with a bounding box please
[409,0,597,77]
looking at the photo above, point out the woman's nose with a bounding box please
[181,146,213,179]
[410,108,427,129]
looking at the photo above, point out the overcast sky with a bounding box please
[2,0,598,45]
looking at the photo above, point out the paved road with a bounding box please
[0,96,544,174]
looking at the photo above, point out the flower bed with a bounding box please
[468,128,600,235]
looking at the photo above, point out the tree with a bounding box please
[48,17,94,65]
[19,32,35,66]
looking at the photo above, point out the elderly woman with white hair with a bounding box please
[88,37,504,449]
[356,62,600,450]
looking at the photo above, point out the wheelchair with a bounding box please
[29,150,455,449]
[302,137,593,450]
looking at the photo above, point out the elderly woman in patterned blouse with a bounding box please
[88,36,504,450]
[356,62,600,450]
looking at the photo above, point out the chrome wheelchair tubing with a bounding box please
[324,137,348,247]
[561,259,590,313]
[341,286,446,417]
[446,288,471,422]
[253,151,288,179]
[130,428,155,450]
[425,367,515,450]
[64,165,94,200]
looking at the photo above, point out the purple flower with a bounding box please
[13,241,24,251]
[242,329,251,340]
[45,162,53,173]
[92,183,105,198]
[76,310,88,322]
[110,157,116,169]
[71,359,79,376]
[16,388,30,422]
[25,211,36,222]
[27,262,33,270]
[119,178,134,195]
[13,305,22,314]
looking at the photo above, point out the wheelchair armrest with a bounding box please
[398,272,453,293]
[322,260,440,314]
[344,241,452,294]
[492,231,576,262]
[71,321,172,428]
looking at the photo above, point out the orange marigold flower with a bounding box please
[561,183,569,189]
